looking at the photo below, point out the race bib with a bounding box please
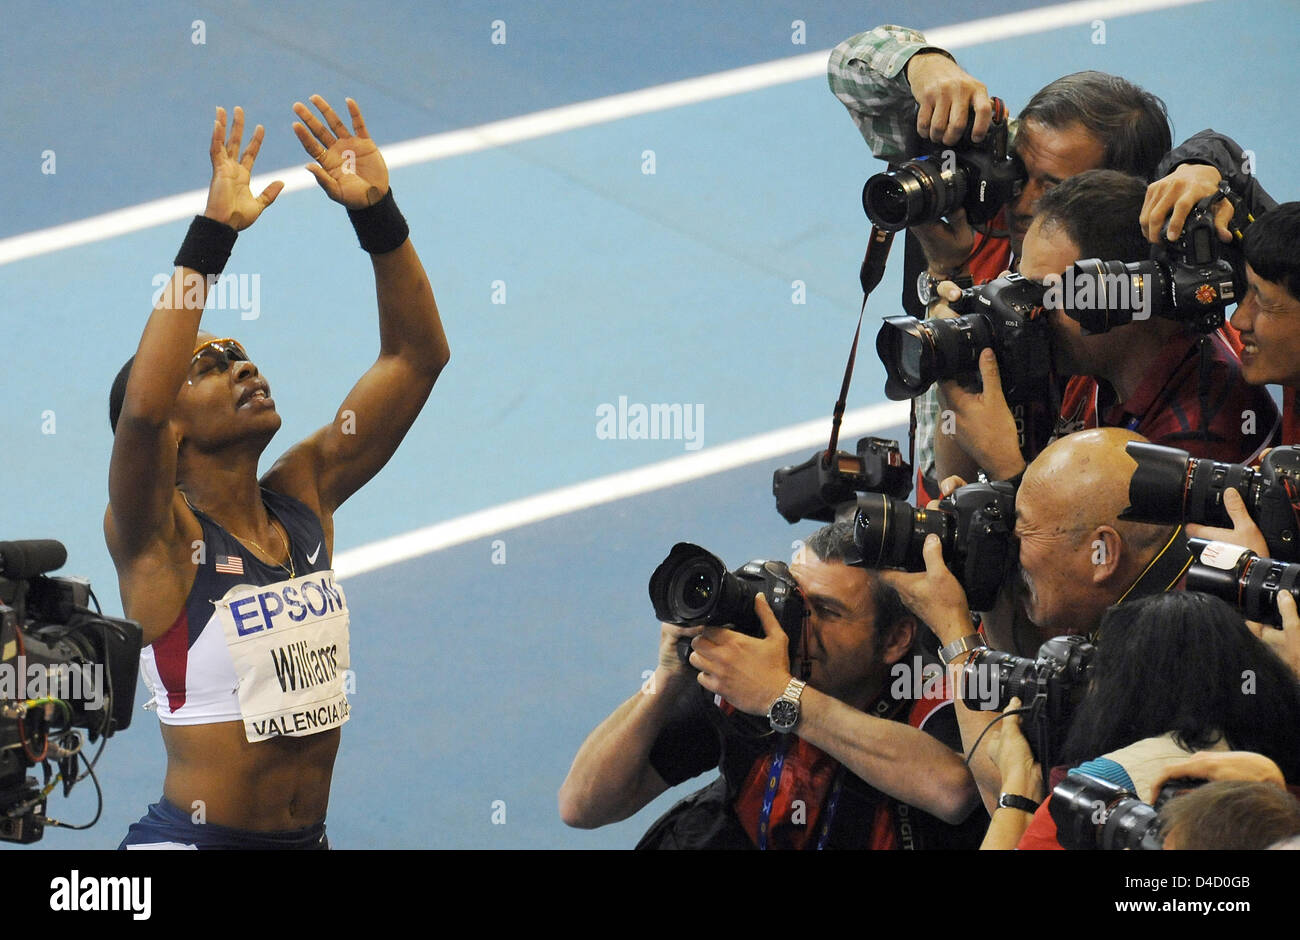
[213,570,351,742]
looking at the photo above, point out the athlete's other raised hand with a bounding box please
[293,95,389,209]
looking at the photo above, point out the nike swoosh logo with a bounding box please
[307,542,322,565]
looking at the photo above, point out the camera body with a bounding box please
[1057,194,1240,335]
[0,540,143,844]
[1122,441,1300,561]
[1186,537,1300,628]
[852,480,1016,611]
[876,273,1053,408]
[862,98,1025,231]
[649,544,805,665]
[961,634,1094,766]
[773,437,912,524]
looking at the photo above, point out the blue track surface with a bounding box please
[1,0,1295,848]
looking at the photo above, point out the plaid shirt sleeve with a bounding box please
[827,25,951,163]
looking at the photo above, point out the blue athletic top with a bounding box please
[139,488,351,741]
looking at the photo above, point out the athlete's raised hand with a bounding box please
[204,106,284,231]
[293,95,389,209]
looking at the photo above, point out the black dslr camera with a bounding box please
[1122,441,1300,561]
[1051,772,1204,850]
[1186,537,1300,628]
[960,634,1095,766]
[649,544,804,665]
[852,480,1016,611]
[773,437,911,524]
[862,98,1025,231]
[1,539,143,844]
[875,273,1052,418]
[1055,189,1241,335]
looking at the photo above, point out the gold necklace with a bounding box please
[239,516,296,579]
[182,492,296,578]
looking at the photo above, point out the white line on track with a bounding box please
[333,401,909,577]
[0,0,1213,266]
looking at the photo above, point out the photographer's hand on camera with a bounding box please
[980,696,1044,848]
[935,348,1027,483]
[912,210,977,278]
[1248,589,1300,679]
[904,52,992,146]
[1185,486,1270,558]
[557,622,706,829]
[657,622,705,682]
[1151,750,1287,795]
[1140,162,1235,245]
[879,536,1007,809]
[878,535,973,647]
[689,594,793,715]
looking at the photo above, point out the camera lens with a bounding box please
[1123,441,1195,523]
[1186,537,1300,627]
[853,494,952,570]
[875,318,935,398]
[961,649,1040,712]
[649,544,729,625]
[863,158,964,231]
[671,563,717,619]
[1059,259,1164,334]
[876,314,991,400]
[863,177,912,231]
[1123,441,1260,529]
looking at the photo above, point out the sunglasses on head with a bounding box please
[187,338,249,383]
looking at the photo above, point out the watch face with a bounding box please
[916,271,935,306]
[770,699,799,731]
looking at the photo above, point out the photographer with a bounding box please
[1234,203,1300,440]
[1010,591,1300,849]
[935,170,1279,484]
[106,100,450,848]
[831,25,1267,499]
[1160,781,1300,850]
[882,429,1186,806]
[557,523,984,849]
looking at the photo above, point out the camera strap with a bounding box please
[827,227,896,460]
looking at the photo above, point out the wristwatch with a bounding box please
[938,633,986,667]
[917,270,974,307]
[767,676,807,733]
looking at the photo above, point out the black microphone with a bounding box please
[0,540,68,579]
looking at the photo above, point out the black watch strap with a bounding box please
[998,793,1040,813]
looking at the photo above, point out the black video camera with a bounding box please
[649,544,804,666]
[773,437,911,524]
[1122,441,1300,561]
[1186,537,1300,628]
[862,98,1025,231]
[852,480,1016,611]
[1055,190,1241,335]
[0,539,143,843]
[961,634,1095,767]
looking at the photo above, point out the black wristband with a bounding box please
[997,793,1040,813]
[347,188,409,254]
[174,215,238,276]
